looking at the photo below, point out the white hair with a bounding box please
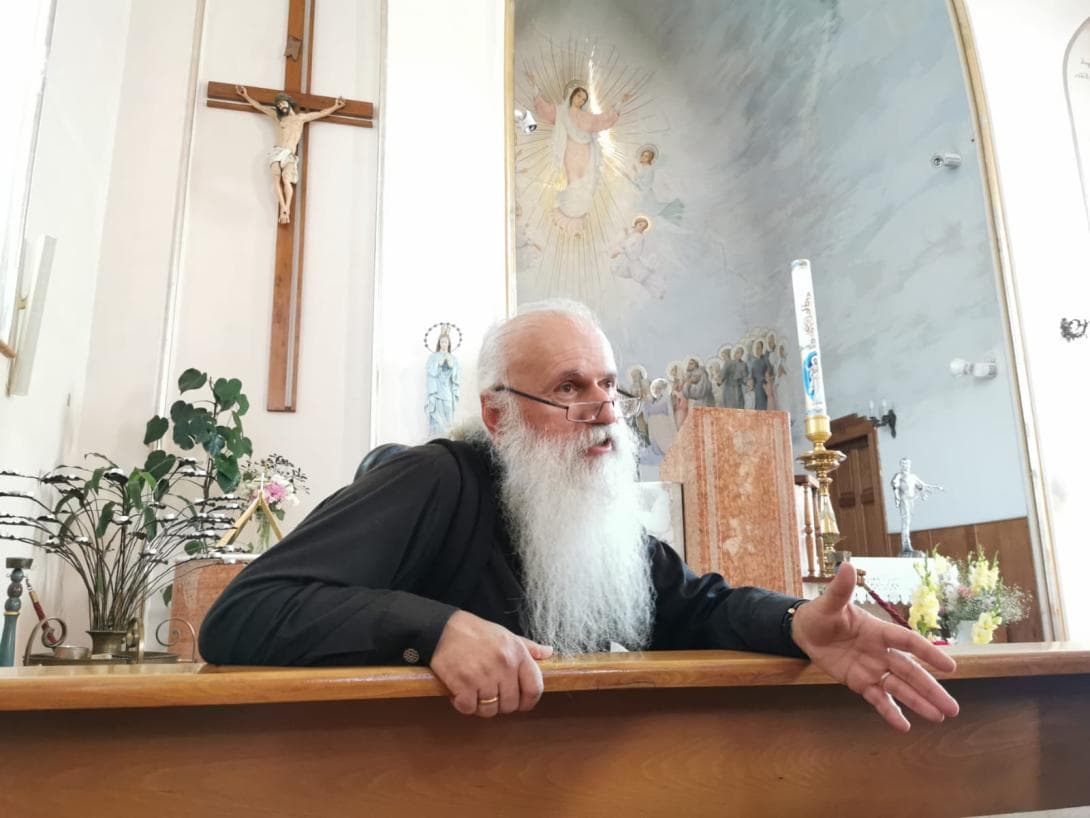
[492,406,654,653]
[477,299,604,403]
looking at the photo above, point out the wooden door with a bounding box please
[828,415,890,556]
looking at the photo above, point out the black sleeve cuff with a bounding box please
[379,590,458,665]
[725,588,809,658]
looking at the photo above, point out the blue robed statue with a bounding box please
[425,326,460,437]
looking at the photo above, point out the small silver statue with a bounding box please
[890,457,943,558]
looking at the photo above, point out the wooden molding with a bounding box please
[3,643,1088,712]
[828,412,880,444]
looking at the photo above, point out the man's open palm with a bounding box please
[791,563,960,732]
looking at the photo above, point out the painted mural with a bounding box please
[511,0,1033,532]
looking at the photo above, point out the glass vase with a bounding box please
[254,509,273,553]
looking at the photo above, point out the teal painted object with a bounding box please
[0,558,33,667]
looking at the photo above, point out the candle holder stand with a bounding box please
[797,414,847,576]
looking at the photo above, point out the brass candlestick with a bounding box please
[797,414,846,576]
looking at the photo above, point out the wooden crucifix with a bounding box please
[206,0,374,412]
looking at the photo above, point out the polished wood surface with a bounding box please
[1,643,1087,712]
[0,646,1087,817]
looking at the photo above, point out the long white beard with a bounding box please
[485,413,655,654]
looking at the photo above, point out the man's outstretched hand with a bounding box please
[791,562,960,732]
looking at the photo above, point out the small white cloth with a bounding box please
[266,146,299,183]
[803,557,926,604]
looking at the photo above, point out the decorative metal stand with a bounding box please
[796,415,847,576]
[1,557,33,666]
[22,613,196,666]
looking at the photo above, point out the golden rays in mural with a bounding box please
[514,36,660,303]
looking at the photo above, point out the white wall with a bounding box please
[78,1,201,472]
[4,0,381,645]
[173,0,381,505]
[0,1,132,658]
[372,0,509,446]
[963,0,1090,639]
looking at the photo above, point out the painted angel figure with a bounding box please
[610,217,665,298]
[629,145,685,226]
[425,328,460,437]
[513,201,543,272]
[527,72,631,235]
[235,85,345,224]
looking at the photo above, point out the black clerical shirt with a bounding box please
[199,439,807,666]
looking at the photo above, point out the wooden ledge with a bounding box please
[1,642,1087,712]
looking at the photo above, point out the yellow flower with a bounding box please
[929,555,952,580]
[969,557,999,594]
[971,611,1003,645]
[909,586,941,635]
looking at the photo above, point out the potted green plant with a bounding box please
[0,368,253,656]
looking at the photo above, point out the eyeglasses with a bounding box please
[494,385,642,423]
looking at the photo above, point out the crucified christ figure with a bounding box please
[235,85,345,224]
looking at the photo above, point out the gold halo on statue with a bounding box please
[636,143,660,163]
[632,214,652,232]
[423,322,463,353]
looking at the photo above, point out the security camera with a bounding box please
[514,108,537,134]
[949,357,997,379]
[931,152,962,169]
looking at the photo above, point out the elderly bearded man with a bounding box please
[200,301,958,731]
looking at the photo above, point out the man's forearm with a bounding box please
[199,579,457,666]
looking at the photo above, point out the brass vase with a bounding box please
[86,629,128,656]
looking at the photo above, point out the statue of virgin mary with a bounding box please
[425,327,460,437]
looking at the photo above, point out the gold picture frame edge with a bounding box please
[503,0,517,319]
[948,0,1066,640]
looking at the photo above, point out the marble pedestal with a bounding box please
[661,407,802,596]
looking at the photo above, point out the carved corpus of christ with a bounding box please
[234,85,345,224]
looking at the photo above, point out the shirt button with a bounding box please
[402,648,420,664]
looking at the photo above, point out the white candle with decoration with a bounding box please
[790,259,827,417]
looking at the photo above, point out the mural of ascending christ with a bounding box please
[526,72,631,235]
